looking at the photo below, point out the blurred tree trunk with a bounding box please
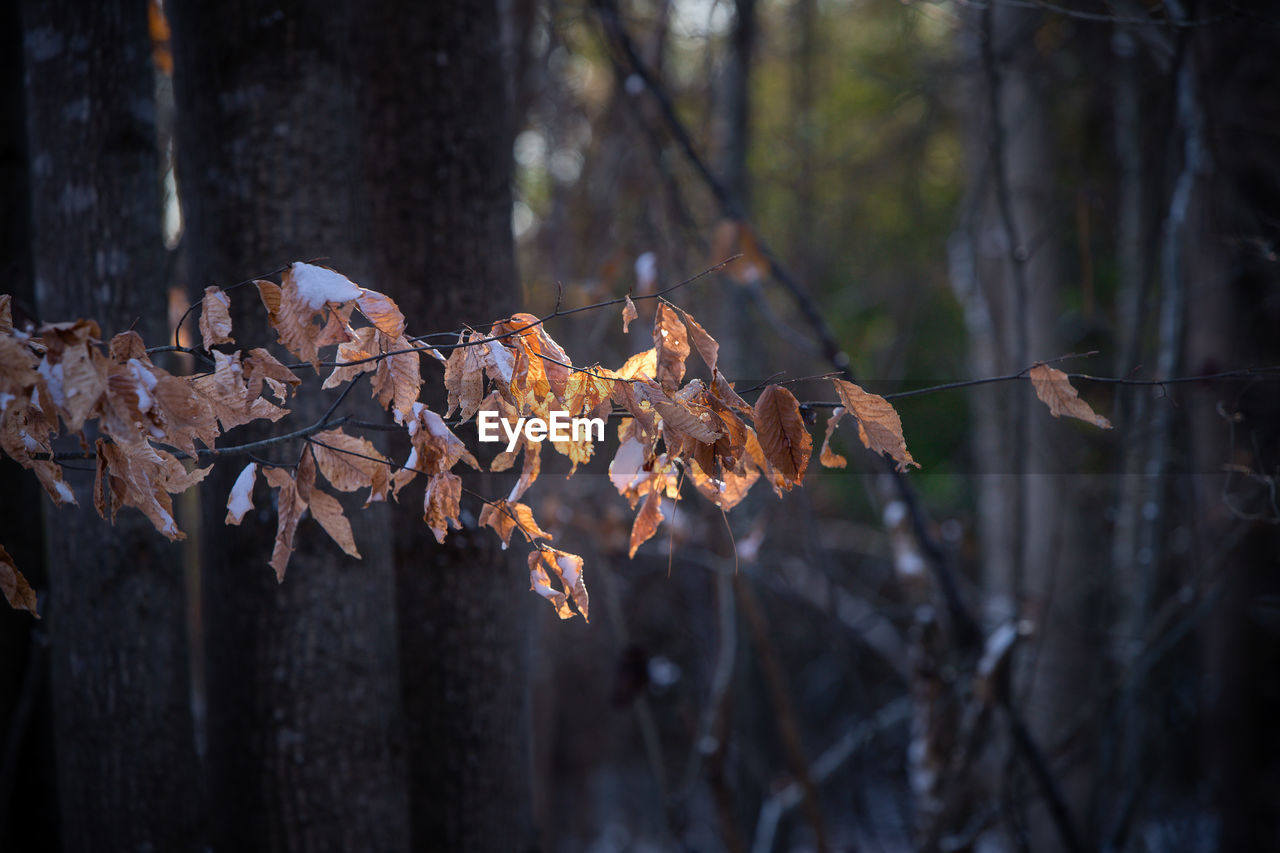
[169,3,409,850]
[21,0,203,849]
[353,3,534,848]
[0,1,55,848]
[952,5,1095,848]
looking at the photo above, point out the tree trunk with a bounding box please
[353,3,534,848]
[21,0,204,849]
[953,5,1095,848]
[0,0,56,847]
[169,4,409,850]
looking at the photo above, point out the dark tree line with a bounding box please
[3,1,530,850]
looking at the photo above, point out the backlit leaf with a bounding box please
[1028,364,1112,429]
[752,384,812,487]
[831,379,918,471]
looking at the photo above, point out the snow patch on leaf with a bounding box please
[225,462,257,525]
[290,262,362,308]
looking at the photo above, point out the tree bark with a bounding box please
[352,3,534,849]
[21,0,204,849]
[169,4,409,850]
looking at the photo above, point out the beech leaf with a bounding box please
[355,288,406,339]
[676,307,719,373]
[653,303,690,389]
[819,407,848,468]
[307,488,361,558]
[264,466,303,582]
[479,499,552,549]
[752,384,812,487]
[628,487,664,557]
[1028,364,1112,429]
[199,286,234,348]
[622,294,638,333]
[0,544,38,617]
[831,379,918,471]
[529,548,589,620]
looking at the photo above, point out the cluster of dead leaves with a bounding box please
[0,262,1112,621]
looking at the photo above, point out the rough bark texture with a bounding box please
[353,3,534,849]
[21,0,203,849]
[1,1,56,848]
[169,4,409,850]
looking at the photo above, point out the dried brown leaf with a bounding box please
[423,471,462,544]
[628,487,664,558]
[199,286,234,348]
[355,289,405,339]
[372,332,421,417]
[831,379,918,471]
[819,407,848,469]
[323,326,379,390]
[653,303,689,389]
[0,544,37,617]
[752,384,812,486]
[444,332,486,422]
[637,381,725,444]
[529,548,588,620]
[264,466,302,582]
[479,499,552,549]
[108,330,148,362]
[1028,364,1112,429]
[677,307,719,373]
[311,428,390,503]
[621,295,638,333]
[244,348,301,404]
[307,488,361,558]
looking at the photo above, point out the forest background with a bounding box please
[2,0,1279,851]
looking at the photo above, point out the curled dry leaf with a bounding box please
[819,407,848,468]
[0,544,38,617]
[752,384,812,487]
[628,487,664,558]
[423,471,463,544]
[37,320,104,433]
[244,348,301,405]
[307,488,361,558]
[323,326,379,390]
[310,428,390,503]
[636,381,724,444]
[675,306,719,373]
[355,288,405,339]
[1028,364,1112,429]
[263,466,303,582]
[479,499,552,549]
[372,332,422,418]
[444,331,486,421]
[621,294,638,333]
[831,379,918,471]
[192,350,288,431]
[653,302,690,389]
[529,548,589,620]
[199,286,234,349]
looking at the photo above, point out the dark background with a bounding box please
[3,0,1279,850]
